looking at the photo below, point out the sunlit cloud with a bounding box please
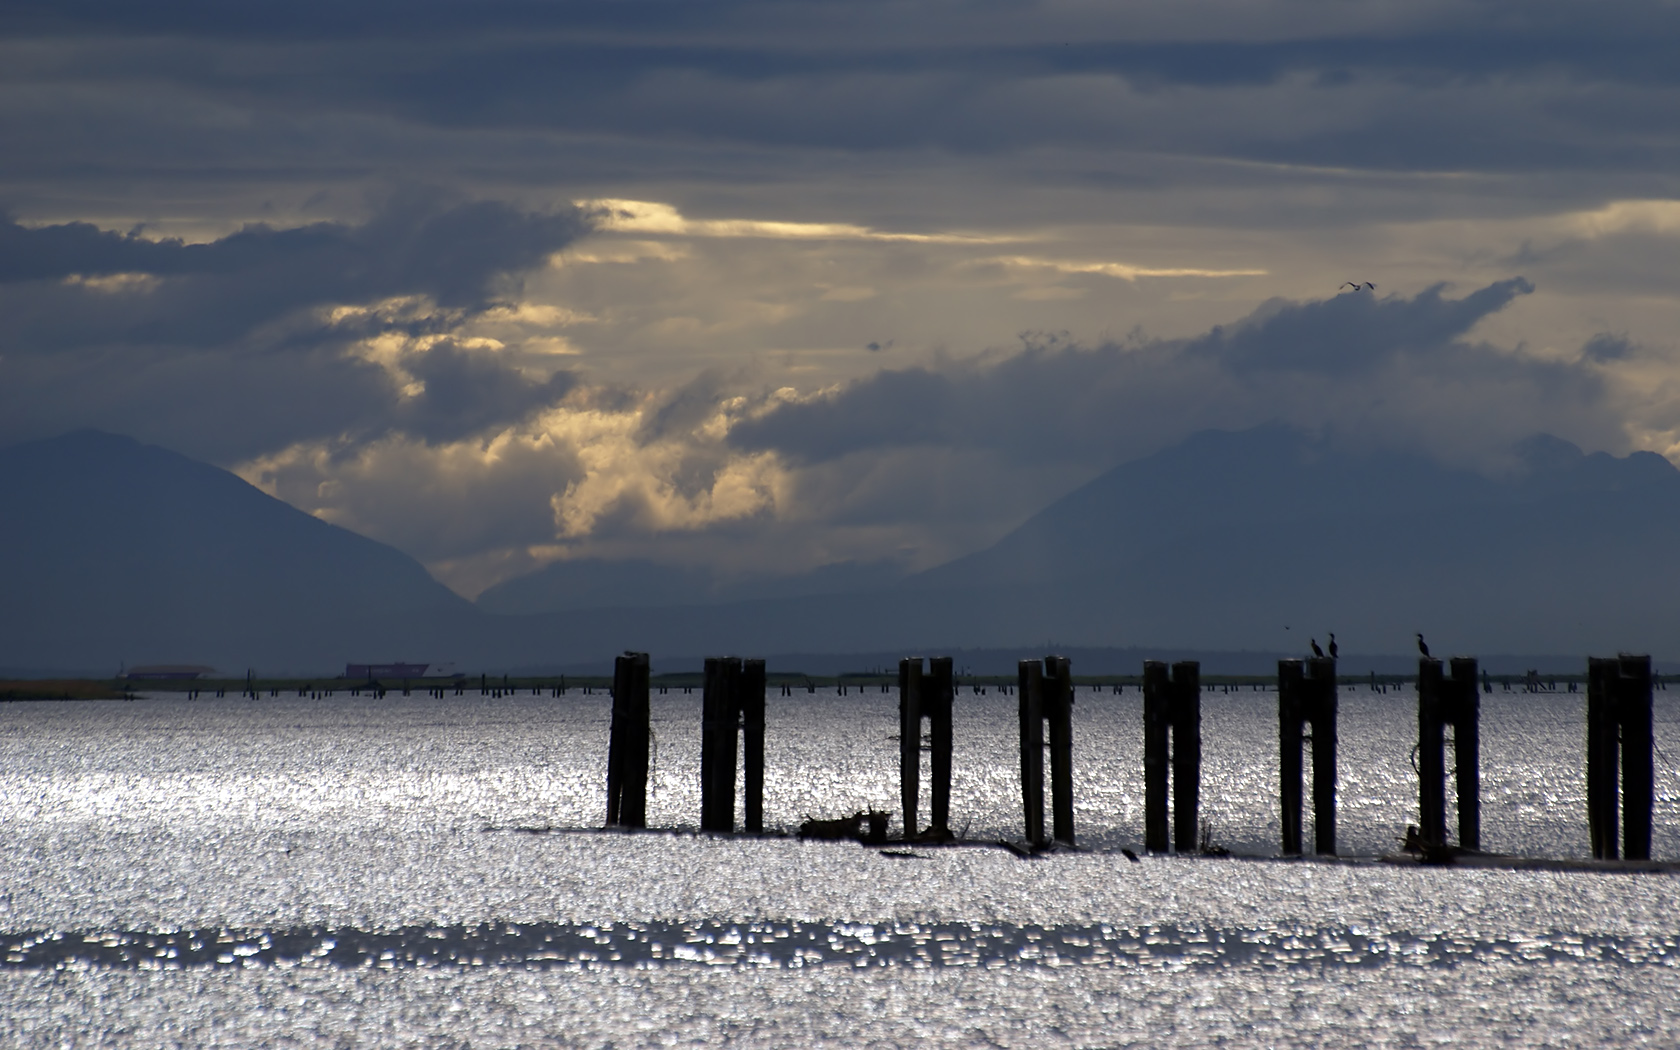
[579,199,1019,245]
[989,255,1269,281]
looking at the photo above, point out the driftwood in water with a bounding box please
[798,810,890,844]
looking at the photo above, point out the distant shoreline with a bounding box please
[0,679,129,701]
[0,671,1610,698]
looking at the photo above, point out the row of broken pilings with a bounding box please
[601,649,1660,862]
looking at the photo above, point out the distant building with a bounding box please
[343,663,429,680]
[126,664,216,680]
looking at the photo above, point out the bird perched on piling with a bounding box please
[1416,633,1430,658]
[1328,633,1339,659]
[1310,638,1325,658]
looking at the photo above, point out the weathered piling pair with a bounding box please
[1019,656,1075,847]
[1587,654,1654,860]
[1279,657,1337,855]
[899,657,954,839]
[701,657,767,833]
[1142,660,1201,853]
[1418,657,1481,851]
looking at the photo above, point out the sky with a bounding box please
[2,0,1678,599]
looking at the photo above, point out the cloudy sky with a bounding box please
[3,0,1678,597]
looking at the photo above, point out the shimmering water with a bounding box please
[2,686,1677,1046]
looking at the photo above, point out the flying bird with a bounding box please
[1310,638,1325,658]
[1416,633,1430,658]
[1328,633,1339,659]
[1340,281,1376,291]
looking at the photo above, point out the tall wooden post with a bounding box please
[1307,656,1338,856]
[1142,661,1171,853]
[1417,657,1448,847]
[1045,656,1076,846]
[1587,657,1620,859]
[1171,660,1202,853]
[1278,660,1305,855]
[1018,659,1046,847]
[606,651,650,828]
[928,656,955,835]
[899,658,923,837]
[1620,654,1654,861]
[701,657,741,832]
[1450,657,1481,851]
[741,659,766,833]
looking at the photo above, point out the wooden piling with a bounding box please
[1278,659,1305,856]
[898,656,956,838]
[1620,654,1654,861]
[701,657,740,832]
[742,658,766,834]
[1450,657,1481,851]
[899,658,922,837]
[1586,657,1620,859]
[1417,657,1449,848]
[606,651,650,828]
[1592,654,1654,861]
[1018,660,1046,847]
[1307,656,1337,856]
[1044,656,1076,845]
[1142,661,1171,853]
[1171,660,1202,853]
[928,656,955,835]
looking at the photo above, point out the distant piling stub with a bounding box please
[1279,657,1337,856]
[606,651,651,828]
[1018,656,1075,847]
[1588,654,1654,861]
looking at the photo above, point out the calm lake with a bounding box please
[1,685,1677,1047]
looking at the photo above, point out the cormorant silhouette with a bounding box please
[1416,633,1430,658]
[1310,638,1325,658]
[1328,633,1338,659]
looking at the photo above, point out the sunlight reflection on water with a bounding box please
[1,687,1676,1046]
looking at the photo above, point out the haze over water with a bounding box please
[2,685,1677,1047]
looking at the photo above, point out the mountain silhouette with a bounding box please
[0,430,473,674]
[4,424,1679,673]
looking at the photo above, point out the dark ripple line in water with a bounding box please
[4,923,1677,971]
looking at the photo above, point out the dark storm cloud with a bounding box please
[729,280,1602,468]
[0,194,591,459]
[0,193,585,309]
[4,1,1680,177]
[1186,278,1535,376]
[396,341,577,445]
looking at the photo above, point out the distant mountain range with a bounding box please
[3,425,1677,674]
